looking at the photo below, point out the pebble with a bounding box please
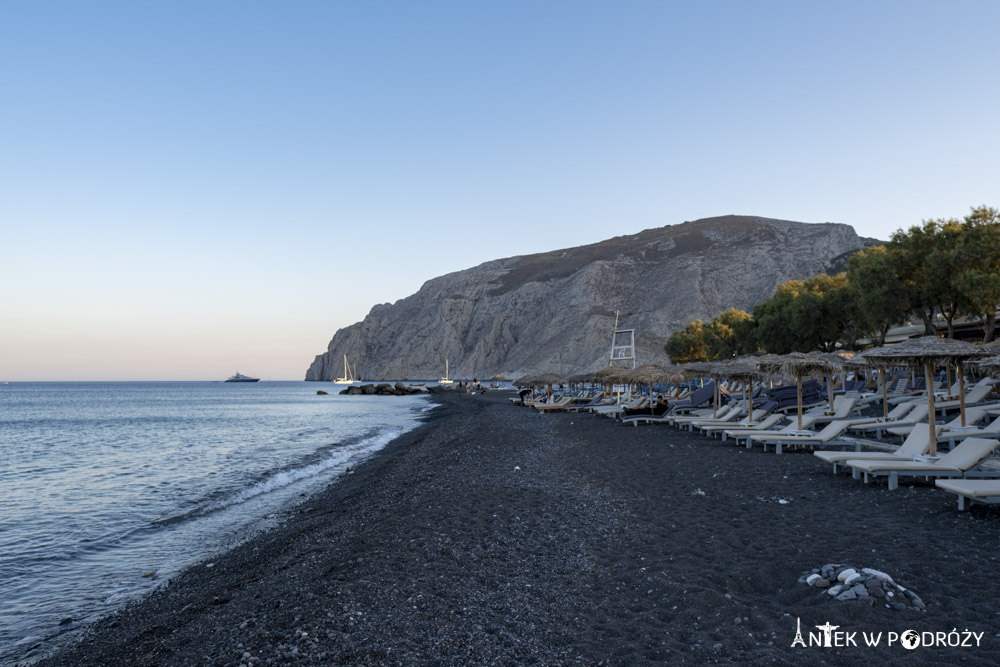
[802,563,925,612]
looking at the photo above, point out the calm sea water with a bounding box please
[0,381,432,664]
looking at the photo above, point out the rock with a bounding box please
[836,590,857,601]
[805,574,822,586]
[827,585,845,596]
[891,602,907,612]
[814,578,831,589]
[869,587,885,598]
[861,568,895,585]
[844,573,862,586]
[316,390,328,395]
[837,568,857,583]
[304,217,873,380]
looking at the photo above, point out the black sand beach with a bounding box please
[39,392,1000,665]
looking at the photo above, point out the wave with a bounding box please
[156,427,404,526]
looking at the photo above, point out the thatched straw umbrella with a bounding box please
[720,357,765,419]
[844,350,893,419]
[513,374,537,387]
[863,336,991,455]
[625,363,686,402]
[532,372,568,402]
[753,352,847,429]
[684,360,731,417]
[972,355,1000,376]
[755,353,811,429]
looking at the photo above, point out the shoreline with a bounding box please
[38,392,1000,665]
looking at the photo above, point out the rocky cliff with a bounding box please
[306,215,877,381]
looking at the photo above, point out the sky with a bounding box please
[2,1,998,381]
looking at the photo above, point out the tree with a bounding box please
[957,206,1000,342]
[752,274,859,353]
[847,245,913,346]
[665,309,758,362]
[753,280,806,354]
[706,308,757,358]
[664,320,711,363]
[888,221,941,335]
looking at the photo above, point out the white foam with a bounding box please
[204,428,404,514]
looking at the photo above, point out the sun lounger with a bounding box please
[591,397,647,418]
[667,382,717,415]
[933,384,994,413]
[813,423,942,474]
[808,396,859,426]
[690,408,768,432]
[700,412,782,438]
[846,437,1000,490]
[887,406,989,437]
[534,396,574,412]
[848,403,930,437]
[934,479,1000,510]
[565,394,610,412]
[835,400,921,429]
[749,420,854,454]
[674,403,746,430]
[667,402,741,427]
[722,414,823,445]
[938,414,1000,446]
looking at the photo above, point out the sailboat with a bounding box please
[334,355,355,384]
[439,359,454,385]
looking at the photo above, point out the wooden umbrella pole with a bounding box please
[958,361,967,427]
[749,377,754,417]
[925,361,938,457]
[827,374,835,414]
[879,368,888,420]
[946,365,952,397]
[713,377,720,418]
[796,373,803,430]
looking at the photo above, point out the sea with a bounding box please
[0,381,434,664]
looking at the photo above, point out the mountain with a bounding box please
[306,215,878,381]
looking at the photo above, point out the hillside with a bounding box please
[306,215,877,380]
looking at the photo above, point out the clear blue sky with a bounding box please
[2,1,997,380]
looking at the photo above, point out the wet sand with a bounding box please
[39,391,1000,665]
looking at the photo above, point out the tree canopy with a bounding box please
[663,205,999,360]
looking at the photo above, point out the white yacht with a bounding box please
[225,372,259,383]
[439,359,453,385]
[334,355,355,384]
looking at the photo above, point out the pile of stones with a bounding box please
[799,564,926,611]
[339,382,429,396]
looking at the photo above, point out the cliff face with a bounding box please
[306,215,876,381]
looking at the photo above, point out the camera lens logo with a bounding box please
[901,630,920,650]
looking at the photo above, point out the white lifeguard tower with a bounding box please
[608,312,636,370]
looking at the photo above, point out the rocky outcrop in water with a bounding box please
[306,215,877,381]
